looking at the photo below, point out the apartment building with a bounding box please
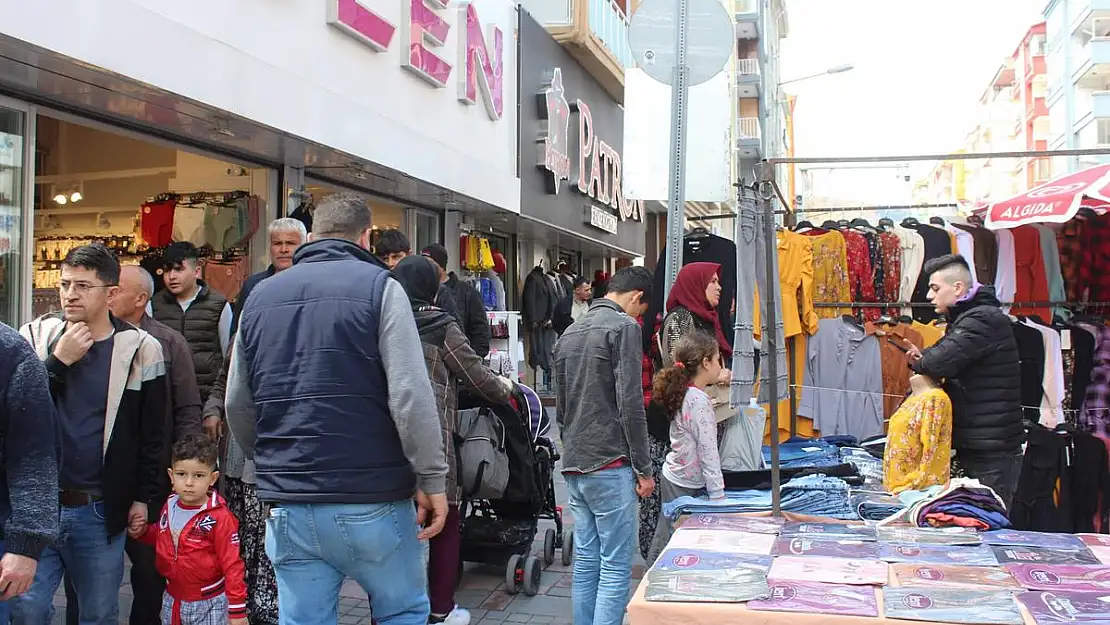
[737,0,790,187]
[1044,0,1110,174]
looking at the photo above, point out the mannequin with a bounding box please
[883,374,953,494]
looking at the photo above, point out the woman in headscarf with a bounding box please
[391,255,514,625]
[638,262,733,560]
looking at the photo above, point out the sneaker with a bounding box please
[431,607,471,625]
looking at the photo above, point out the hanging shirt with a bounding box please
[1057,220,1085,302]
[953,224,999,285]
[994,229,1017,313]
[1022,319,1065,428]
[1073,323,1099,414]
[908,224,955,323]
[893,226,925,317]
[883,387,953,494]
[842,230,878,321]
[800,230,851,318]
[1010,226,1051,322]
[1033,225,1070,322]
[945,225,977,283]
[1012,320,1047,425]
[1082,325,1110,437]
[753,230,819,339]
[912,321,944,348]
[879,232,903,317]
[867,322,925,420]
[798,318,884,440]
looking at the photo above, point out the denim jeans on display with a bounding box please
[851,491,905,521]
[662,474,857,520]
[763,440,843,469]
[564,467,637,625]
[840,448,885,487]
[265,502,429,625]
[11,502,126,625]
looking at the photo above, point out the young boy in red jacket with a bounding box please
[130,435,248,625]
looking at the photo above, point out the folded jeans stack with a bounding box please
[663,474,857,521]
[851,491,905,521]
[763,440,843,469]
[839,447,885,487]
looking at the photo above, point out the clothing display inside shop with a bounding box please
[457,235,507,312]
[798,316,884,441]
[521,263,558,376]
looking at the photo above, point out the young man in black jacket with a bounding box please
[905,254,1024,509]
[421,243,491,357]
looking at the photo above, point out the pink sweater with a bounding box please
[661,387,725,499]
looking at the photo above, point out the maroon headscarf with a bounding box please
[666,262,731,358]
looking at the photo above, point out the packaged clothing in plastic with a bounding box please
[882,588,1023,624]
[651,549,771,573]
[780,521,877,541]
[748,581,878,617]
[771,536,880,559]
[877,526,982,546]
[880,543,999,567]
[678,513,783,534]
[992,546,1101,566]
[985,530,1089,551]
[1078,533,1110,548]
[768,555,888,585]
[718,401,766,472]
[1008,564,1110,592]
[1018,590,1110,623]
[643,568,770,603]
[891,563,1022,589]
[667,529,775,555]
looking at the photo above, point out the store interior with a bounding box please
[30,114,273,317]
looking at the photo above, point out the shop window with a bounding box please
[0,106,26,327]
[414,210,439,253]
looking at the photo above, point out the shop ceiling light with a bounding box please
[69,191,83,203]
[53,193,67,205]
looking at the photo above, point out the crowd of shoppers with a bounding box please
[0,186,1025,625]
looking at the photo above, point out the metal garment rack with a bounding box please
[750,145,1110,516]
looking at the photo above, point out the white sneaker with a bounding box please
[433,607,471,625]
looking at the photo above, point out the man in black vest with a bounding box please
[151,241,232,402]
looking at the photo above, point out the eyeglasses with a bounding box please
[59,281,115,295]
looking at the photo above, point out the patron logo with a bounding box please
[535,66,644,225]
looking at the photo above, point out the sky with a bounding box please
[780,0,1046,204]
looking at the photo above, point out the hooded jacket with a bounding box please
[912,285,1024,454]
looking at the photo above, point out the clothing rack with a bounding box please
[152,190,250,204]
[687,213,738,221]
[782,202,960,215]
[812,301,1107,309]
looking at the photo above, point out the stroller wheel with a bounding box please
[522,556,542,596]
[505,554,523,595]
[543,529,556,566]
[561,530,574,566]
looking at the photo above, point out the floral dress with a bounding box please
[883,388,953,493]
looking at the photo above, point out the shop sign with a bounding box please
[327,0,504,121]
[537,68,644,225]
[584,205,618,234]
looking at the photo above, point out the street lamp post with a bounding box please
[778,63,854,86]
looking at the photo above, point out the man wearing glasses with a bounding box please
[15,244,168,625]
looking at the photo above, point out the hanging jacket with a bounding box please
[136,492,247,621]
[445,273,491,358]
[522,267,557,326]
[912,285,1024,454]
[151,281,227,400]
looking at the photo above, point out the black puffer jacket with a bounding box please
[912,285,1024,454]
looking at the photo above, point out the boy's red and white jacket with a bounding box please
[137,491,247,622]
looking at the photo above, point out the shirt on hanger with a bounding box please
[1034,225,1070,322]
[1011,226,1052,322]
[952,223,999,286]
[798,317,884,440]
[1012,319,1047,425]
[912,321,944,348]
[879,231,902,317]
[909,224,955,323]
[1072,323,1099,414]
[994,229,1017,312]
[1081,325,1110,437]
[893,226,926,317]
[842,230,878,320]
[1057,220,1085,302]
[1022,319,1065,427]
[753,231,819,339]
[800,231,851,318]
[883,387,953,494]
[866,321,925,420]
[945,225,977,283]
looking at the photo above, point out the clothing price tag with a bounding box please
[1061,329,1071,351]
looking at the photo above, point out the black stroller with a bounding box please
[457,385,571,596]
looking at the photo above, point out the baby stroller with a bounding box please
[456,384,571,596]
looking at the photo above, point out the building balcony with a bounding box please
[1094,91,1110,118]
[736,0,759,39]
[736,57,761,98]
[1072,1,1110,36]
[518,0,633,103]
[1075,17,1110,89]
[736,117,762,157]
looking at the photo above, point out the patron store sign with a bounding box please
[327,0,505,120]
[537,68,643,233]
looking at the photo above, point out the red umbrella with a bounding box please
[985,164,1110,230]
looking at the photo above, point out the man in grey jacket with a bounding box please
[552,267,655,625]
[225,193,447,625]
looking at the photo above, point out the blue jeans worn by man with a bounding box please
[564,467,637,625]
[12,502,126,625]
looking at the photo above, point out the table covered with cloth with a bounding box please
[626,512,1099,625]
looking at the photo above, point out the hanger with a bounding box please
[836,219,851,228]
[901,217,920,227]
[686,226,711,240]
[841,313,863,328]
[850,217,873,229]
[878,217,895,229]
[966,214,984,226]
[929,216,946,226]
[794,220,814,232]
[820,219,840,229]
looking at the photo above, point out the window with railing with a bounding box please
[588,0,633,68]
[737,58,760,77]
[1029,34,1046,56]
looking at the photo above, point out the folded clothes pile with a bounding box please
[880,478,1011,530]
[663,474,857,521]
[762,439,843,469]
[839,447,884,487]
[851,491,905,521]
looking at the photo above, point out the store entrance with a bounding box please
[28,115,275,320]
[301,179,409,250]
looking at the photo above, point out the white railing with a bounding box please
[738,117,761,140]
[736,0,756,13]
[588,0,634,69]
[737,58,760,78]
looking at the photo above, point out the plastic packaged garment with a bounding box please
[992,546,1101,566]
[877,526,982,546]
[771,536,880,559]
[667,529,775,555]
[892,563,1022,589]
[880,543,999,567]
[651,549,771,573]
[718,401,765,472]
[1018,590,1110,623]
[1008,564,1110,592]
[768,556,888,585]
[985,530,1089,551]
[678,513,783,534]
[780,522,877,541]
[882,588,1023,624]
[643,568,770,603]
[748,581,879,617]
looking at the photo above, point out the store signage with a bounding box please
[537,68,644,225]
[327,0,504,120]
[584,205,618,234]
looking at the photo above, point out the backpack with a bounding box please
[455,407,510,500]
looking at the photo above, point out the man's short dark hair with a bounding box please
[62,243,120,286]
[572,275,589,289]
[923,254,972,281]
[375,229,411,257]
[163,241,200,269]
[313,192,372,241]
[606,266,653,300]
[171,434,219,469]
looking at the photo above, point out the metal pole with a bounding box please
[759,162,782,516]
[662,0,691,306]
[770,146,1110,166]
